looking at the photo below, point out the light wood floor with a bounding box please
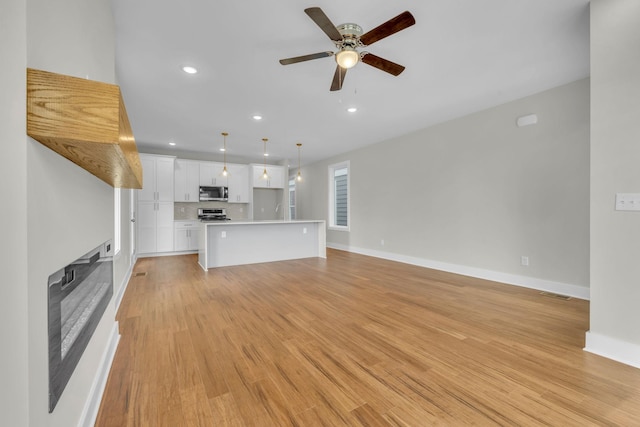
[95,250,640,426]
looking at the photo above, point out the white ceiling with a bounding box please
[112,0,590,166]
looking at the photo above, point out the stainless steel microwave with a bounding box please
[199,186,228,201]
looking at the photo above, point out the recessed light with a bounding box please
[169,142,176,146]
[219,148,226,152]
[347,107,358,113]
[182,66,198,74]
[253,115,263,120]
[264,153,269,157]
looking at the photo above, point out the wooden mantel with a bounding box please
[27,68,142,189]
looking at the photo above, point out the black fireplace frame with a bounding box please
[47,240,113,412]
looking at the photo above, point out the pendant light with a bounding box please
[221,132,228,176]
[262,138,269,179]
[296,143,302,182]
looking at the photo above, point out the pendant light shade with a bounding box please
[221,132,228,176]
[296,143,302,182]
[262,138,269,179]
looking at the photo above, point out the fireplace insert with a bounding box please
[48,240,113,412]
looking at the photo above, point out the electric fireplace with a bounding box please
[48,240,113,412]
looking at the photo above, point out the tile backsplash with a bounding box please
[174,202,249,221]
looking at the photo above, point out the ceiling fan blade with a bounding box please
[305,7,342,41]
[360,11,415,46]
[279,51,334,65]
[330,65,347,91]
[361,53,405,76]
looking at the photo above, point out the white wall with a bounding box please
[114,188,134,306]
[299,79,590,296]
[586,0,640,367]
[0,0,29,425]
[23,0,120,425]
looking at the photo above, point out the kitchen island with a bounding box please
[198,220,326,270]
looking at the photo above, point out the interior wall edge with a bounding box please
[584,331,640,370]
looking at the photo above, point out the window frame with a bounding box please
[328,160,350,231]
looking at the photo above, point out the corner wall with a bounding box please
[25,0,121,425]
[299,79,590,297]
[586,0,640,367]
[0,0,29,425]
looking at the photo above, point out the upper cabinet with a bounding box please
[174,159,200,202]
[227,164,249,203]
[26,68,142,189]
[251,164,285,189]
[139,154,175,202]
[199,161,228,187]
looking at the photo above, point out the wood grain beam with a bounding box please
[27,68,142,189]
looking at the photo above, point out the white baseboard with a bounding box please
[78,323,120,427]
[584,331,640,369]
[114,261,134,311]
[137,250,197,259]
[327,243,590,300]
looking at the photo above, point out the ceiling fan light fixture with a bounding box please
[335,47,359,69]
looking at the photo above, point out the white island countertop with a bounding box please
[198,219,326,270]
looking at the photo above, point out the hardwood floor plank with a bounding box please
[94,251,640,426]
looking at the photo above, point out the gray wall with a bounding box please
[0,0,29,425]
[587,0,640,362]
[299,79,590,294]
[0,0,122,425]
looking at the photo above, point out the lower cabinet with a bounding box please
[174,221,199,252]
[138,201,174,254]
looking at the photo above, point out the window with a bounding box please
[329,161,349,230]
[289,178,296,220]
[114,188,121,255]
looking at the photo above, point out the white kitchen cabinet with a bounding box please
[199,161,228,187]
[138,154,175,254]
[137,202,174,254]
[174,221,199,251]
[139,154,175,202]
[174,159,200,202]
[251,164,285,189]
[227,163,249,203]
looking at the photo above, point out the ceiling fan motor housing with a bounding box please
[336,23,363,48]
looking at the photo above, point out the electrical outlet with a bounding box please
[221,231,226,238]
[239,207,243,213]
[180,207,185,213]
[521,256,529,266]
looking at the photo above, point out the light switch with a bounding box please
[303,227,307,234]
[615,193,640,211]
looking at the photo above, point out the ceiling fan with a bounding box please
[279,7,416,91]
